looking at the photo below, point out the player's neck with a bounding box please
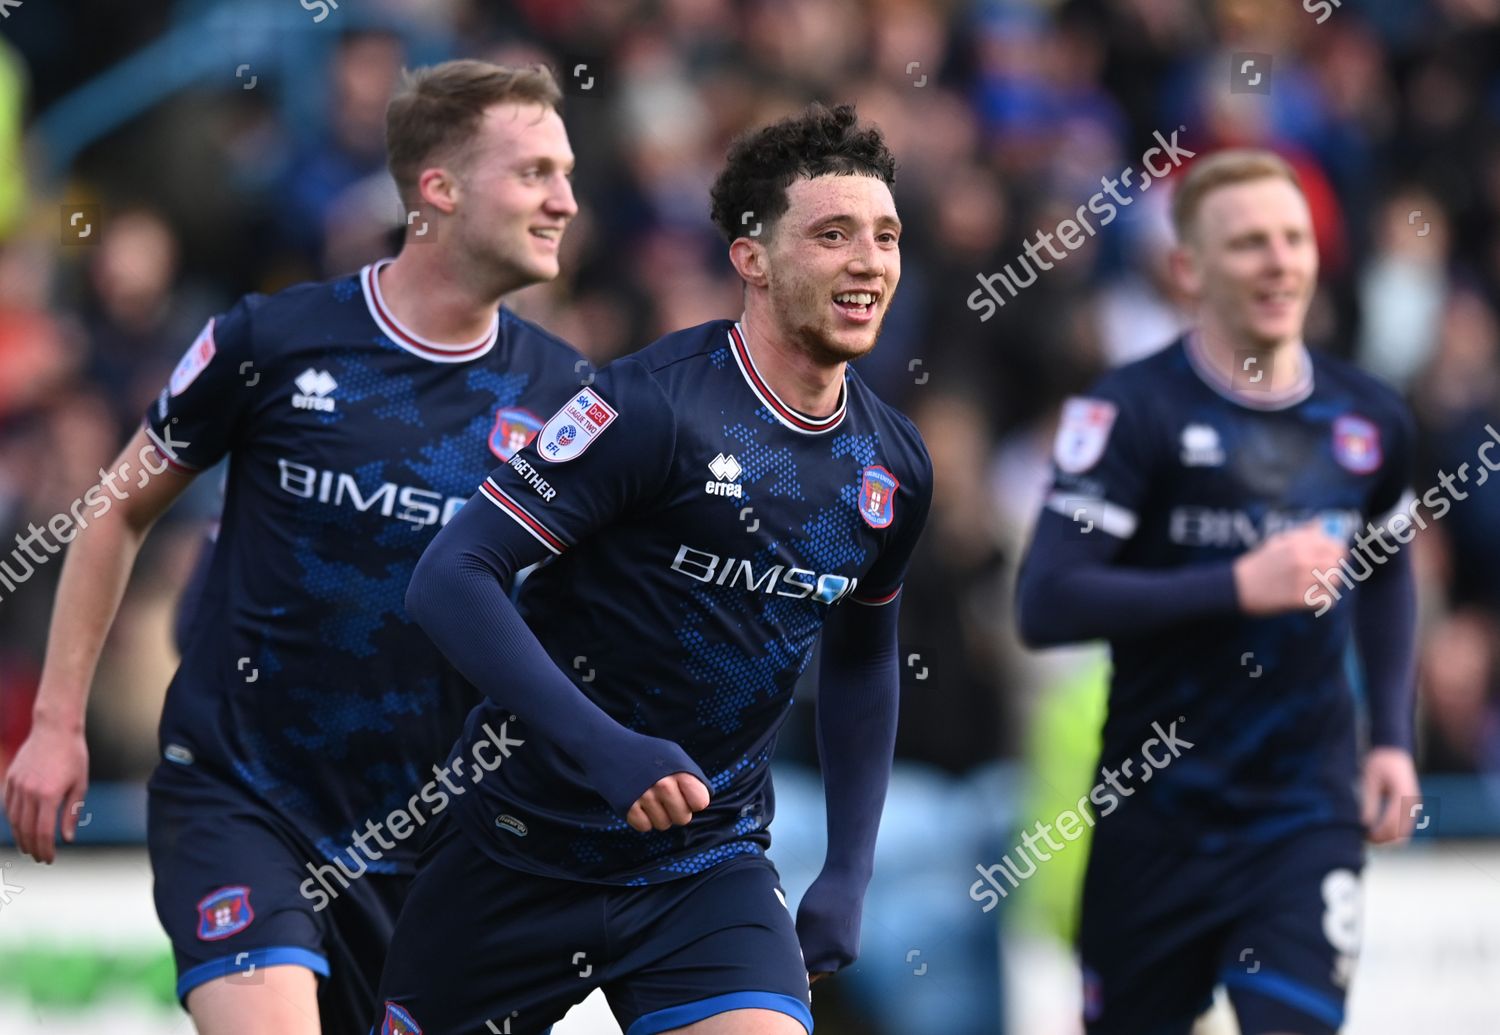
[1189,322,1308,395]
[379,249,507,344]
[736,313,846,418]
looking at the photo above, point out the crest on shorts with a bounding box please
[538,388,617,464]
[1054,397,1118,474]
[488,407,543,461]
[196,885,253,941]
[1332,414,1381,474]
[858,465,898,529]
[381,1002,423,1035]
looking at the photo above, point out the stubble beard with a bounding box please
[771,271,883,368]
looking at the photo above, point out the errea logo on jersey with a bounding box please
[706,453,743,497]
[670,545,858,604]
[292,369,338,412]
[1180,424,1225,467]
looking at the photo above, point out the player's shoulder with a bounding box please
[498,306,586,366]
[1308,349,1411,425]
[624,318,738,380]
[1086,336,1192,403]
[1055,338,1190,455]
[587,318,738,414]
[214,271,365,357]
[845,367,932,480]
[555,328,712,449]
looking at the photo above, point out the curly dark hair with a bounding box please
[708,103,897,243]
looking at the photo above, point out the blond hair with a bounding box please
[386,61,562,208]
[1171,149,1302,241]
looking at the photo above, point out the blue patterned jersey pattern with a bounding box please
[1033,334,1414,849]
[447,319,933,884]
[145,259,588,874]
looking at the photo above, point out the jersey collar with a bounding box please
[728,323,848,435]
[1183,331,1314,411]
[361,259,500,363]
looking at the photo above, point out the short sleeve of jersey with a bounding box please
[1043,377,1154,541]
[472,359,676,560]
[143,297,259,472]
[853,432,934,605]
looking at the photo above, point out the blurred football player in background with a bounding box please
[1018,150,1419,1035]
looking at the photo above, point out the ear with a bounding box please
[415,167,461,217]
[729,237,769,288]
[1168,242,1203,298]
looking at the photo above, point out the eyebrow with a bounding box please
[509,154,576,171]
[810,213,904,232]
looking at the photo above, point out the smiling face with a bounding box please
[443,102,577,288]
[755,173,901,365]
[1174,176,1317,351]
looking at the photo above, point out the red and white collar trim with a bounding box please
[1184,332,1313,411]
[728,323,847,435]
[361,259,499,363]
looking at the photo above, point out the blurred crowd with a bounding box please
[2,0,1500,1028]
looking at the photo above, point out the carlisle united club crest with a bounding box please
[859,465,898,528]
[196,885,253,941]
[488,407,543,461]
[1332,414,1381,474]
[381,1002,423,1035]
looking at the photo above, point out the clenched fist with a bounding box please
[626,771,710,832]
[1233,523,1349,616]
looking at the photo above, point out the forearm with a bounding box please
[795,601,902,974]
[1017,515,1239,645]
[406,504,705,815]
[33,505,153,731]
[815,604,900,881]
[409,548,629,758]
[1356,547,1417,750]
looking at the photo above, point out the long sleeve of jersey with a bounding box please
[1355,411,1420,752]
[1016,513,1241,645]
[1017,391,1242,646]
[406,497,707,819]
[1354,534,1417,750]
[794,575,902,973]
[796,459,931,973]
[406,363,708,820]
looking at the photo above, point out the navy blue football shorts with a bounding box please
[373,811,814,1035]
[147,757,411,1035]
[1079,819,1364,1035]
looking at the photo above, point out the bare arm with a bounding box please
[4,426,196,861]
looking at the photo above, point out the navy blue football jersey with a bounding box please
[1038,335,1413,848]
[446,319,932,884]
[146,259,588,873]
